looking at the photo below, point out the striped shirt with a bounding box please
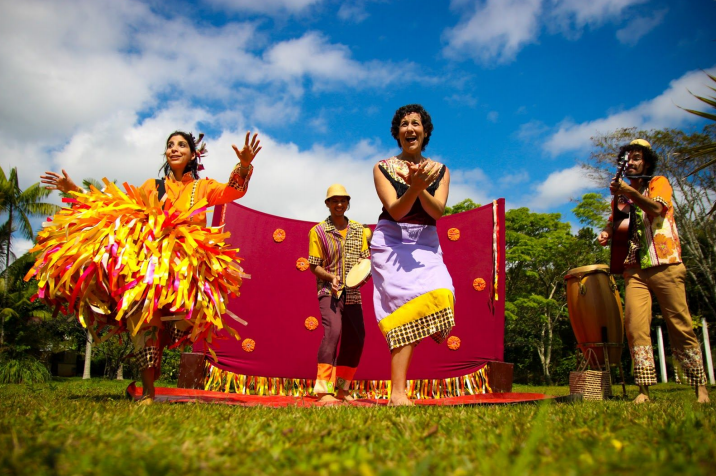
[308,217,370,304]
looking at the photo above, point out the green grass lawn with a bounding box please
[0,379,713,476]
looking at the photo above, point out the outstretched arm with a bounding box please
[40,170,81,194]
[609,179,664,217]
[231,131,262,179]
[206,132,263,204]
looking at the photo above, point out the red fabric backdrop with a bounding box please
[195,200,505,381]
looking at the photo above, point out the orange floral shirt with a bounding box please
[140,164,253,227]
[631,176,682,268]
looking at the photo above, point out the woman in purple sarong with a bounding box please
[371,104,455,406]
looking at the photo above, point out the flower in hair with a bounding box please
[193,133,207,172]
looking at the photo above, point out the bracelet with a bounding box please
[239,163,252,171]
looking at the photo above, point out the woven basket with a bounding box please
[569,370,612,401]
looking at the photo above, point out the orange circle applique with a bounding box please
[296,257,309,271]
[305,316,319,331]
[473,278,486,291]
[447,228,460,241]
[242,338,255,352]
[273,229,286,243]
[447,336,461,350]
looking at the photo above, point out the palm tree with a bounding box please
[678,73,716,212]
[0,167,59,271]
[0,167,59,346]
[0,252,52,348]
[679,72,716,175]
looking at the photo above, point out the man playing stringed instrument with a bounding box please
[598,139,710,404]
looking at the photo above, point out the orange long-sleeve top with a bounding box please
[140,164,253,227]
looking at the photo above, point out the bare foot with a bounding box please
[388,397,414,406]
[317,394,341,404]
[137,396,154,406]
[633,393,650,404]
[697,386,710,404]
[336,390,355,402]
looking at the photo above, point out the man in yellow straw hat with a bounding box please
[307,184,371,403]
[598,139,710,403]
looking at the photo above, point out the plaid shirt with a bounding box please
[308,217,370,304]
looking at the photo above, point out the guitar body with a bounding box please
[609,199,630,274]
[609,155,631,275]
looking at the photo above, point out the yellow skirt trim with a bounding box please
[378,288,454,336]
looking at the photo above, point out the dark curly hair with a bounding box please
[617,143,658,177]
[160,131,201,179]
[391,104,433,151]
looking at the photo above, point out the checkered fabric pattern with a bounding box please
[633,365,657,386]
[674,347,707,387]
[309,218,368,305]
[135,346,160,371]
[386,307,455,350]
[227,164,253,192]
[168,325,191,348]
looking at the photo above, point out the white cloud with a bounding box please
[443,0,647,64]
[443,0,543,65]
[445,94,478,108]
[447,167,494,207]
[551,0,647,30]
[543,67,716,155]
[205,0,322,15]
[487,111,499,123]
[0,0,417,148]
[10,238,35,260]
[615,9,667,46]
[498,170,530,187]
[530,165,599,209]
[264,32,418,89]
[338,2,371,23]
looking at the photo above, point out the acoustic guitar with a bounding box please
[609,154,630,274]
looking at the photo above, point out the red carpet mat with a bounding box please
[125,382,568,406]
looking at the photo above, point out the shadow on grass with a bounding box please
[66,393,130,402]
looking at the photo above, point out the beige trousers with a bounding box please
[624,263,706,386]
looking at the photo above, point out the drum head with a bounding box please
[564,264,610,280]
[346,259,371,288]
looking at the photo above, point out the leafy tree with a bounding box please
[444,198,480,216]
[572,192,610,230]
[503,208,607,384]
[0,253,54,354]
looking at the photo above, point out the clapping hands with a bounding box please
[407,160,441,190]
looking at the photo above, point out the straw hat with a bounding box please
[630,139,651,148]
[325,183,351,201]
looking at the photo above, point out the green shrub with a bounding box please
[160,346,190,382]
[0,354,51,384]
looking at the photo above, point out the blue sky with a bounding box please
[1,0,715,256]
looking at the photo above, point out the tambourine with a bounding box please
[345,259,372,289]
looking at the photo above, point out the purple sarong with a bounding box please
[370,219,455,348]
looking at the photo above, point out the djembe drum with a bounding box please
[564,264,624,368]
[345,259,372,289]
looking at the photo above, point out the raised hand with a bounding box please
[40,169,80,194]
[232,132,262,168]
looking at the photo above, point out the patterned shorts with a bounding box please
[386,307,455,350]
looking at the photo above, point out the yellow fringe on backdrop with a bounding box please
[204,362,492,399]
